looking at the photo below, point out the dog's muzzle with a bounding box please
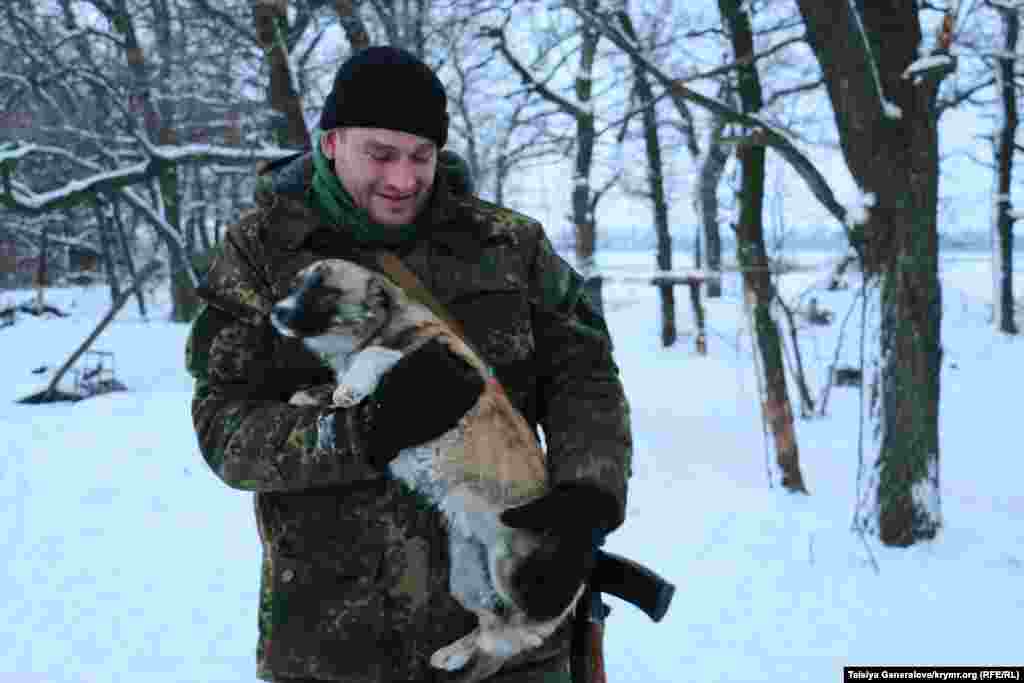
[271,269,335,338]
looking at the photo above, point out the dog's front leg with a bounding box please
[332,345,404,407]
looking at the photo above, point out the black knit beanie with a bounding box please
[319,46,448,149]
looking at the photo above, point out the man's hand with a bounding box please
[500,483,620,621]
[358,338,485,470]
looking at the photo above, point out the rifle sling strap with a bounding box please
[373,250,480,359]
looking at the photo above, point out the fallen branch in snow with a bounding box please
[0,301,71,324]
[16,260,161,404]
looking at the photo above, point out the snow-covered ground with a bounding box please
[1,248,1021,683]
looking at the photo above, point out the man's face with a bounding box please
[321,127,437,225]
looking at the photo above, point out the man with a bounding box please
[185,46,632,683]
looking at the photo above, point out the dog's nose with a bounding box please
[302,269,324,290]
[270,302,299,337]
[272,302,295,325]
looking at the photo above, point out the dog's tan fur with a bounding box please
[272,259,582,683]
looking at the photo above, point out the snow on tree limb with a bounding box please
[3,157,151,212]
[903,54,956,80]
[4,224,103,255]
[846,0,902,120]
[843,190,877,229]
[0,140,293,214]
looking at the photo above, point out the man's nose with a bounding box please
[384,160,418,193]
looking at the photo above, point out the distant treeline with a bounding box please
[553,228,1020,252]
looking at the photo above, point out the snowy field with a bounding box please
[1,248,1022,683]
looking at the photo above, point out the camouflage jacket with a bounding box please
[185,152,632,682]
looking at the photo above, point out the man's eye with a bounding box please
[368,150,392,162]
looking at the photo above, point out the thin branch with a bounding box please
[482,25,592,120]
[564,0,849,227]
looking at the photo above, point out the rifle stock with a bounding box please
[590,550,675,623]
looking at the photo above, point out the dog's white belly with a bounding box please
[388,433,512,616]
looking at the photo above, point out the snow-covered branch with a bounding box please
[902,54,956,81]
[3,223,102,255]
[4,161,152,213]
[0,140,292,214]
[847,0,902,119]
[988,0,1024,11]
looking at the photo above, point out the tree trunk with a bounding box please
[34,225,49,311]
[92,198,121,303]
[688,280,707,355]
[111,195,147,319]
[795,0,948,545]
[720,0,808,494]
[159,162,197,323]
[617,8,675,346]
[254,0,310,149]
[198,169,214,254]
[487,10,607,309]
[776,296,816,417]
[333,0,372,52]
[112,6,196,322]
[992,4,1019,335]
[573,1,601,306]
[694,222,702,269]
[695,87,731,298]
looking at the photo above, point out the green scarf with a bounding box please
[309,129,421,248]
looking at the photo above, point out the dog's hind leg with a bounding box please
[431,613,509,683]
[430,627,480,672]
[332,345,404,407]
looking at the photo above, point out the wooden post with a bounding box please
[651,273,708,354]
[687,279,707,355]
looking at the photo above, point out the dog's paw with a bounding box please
[289,389,320,407]
[335,346,405,407]
[291,384,336,406]
[331,384,365,408]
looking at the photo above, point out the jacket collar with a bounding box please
[255,153,492,254]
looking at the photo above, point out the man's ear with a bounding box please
[320,129,336,159]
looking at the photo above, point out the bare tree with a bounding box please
[694,83,732,298]
[485,3,624,311]
[794,0,955,546]
[567,0,954,545]
[433,11,568,206]
[719,0,808,494]
[253,0,312,149]
[615,2,679,346]
[988,0,1019,334]
[0,0,325,321]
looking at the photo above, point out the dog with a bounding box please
[270,258,583,683]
